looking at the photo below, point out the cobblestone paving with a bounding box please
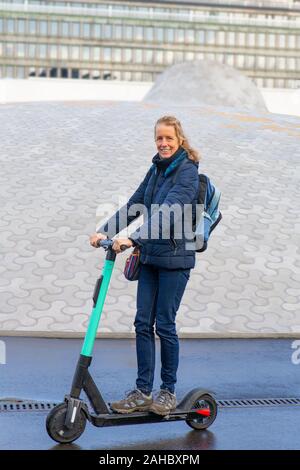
[0,101,299,336]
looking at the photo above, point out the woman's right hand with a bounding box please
[90,232,108,248]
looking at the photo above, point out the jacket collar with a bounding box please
[151,146,189,176]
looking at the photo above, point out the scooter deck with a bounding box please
[88,407,209,427]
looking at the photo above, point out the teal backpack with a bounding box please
[172,162,222,252]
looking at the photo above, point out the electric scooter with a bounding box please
[46,239,217,444]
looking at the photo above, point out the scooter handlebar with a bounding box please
[96,239,128,252]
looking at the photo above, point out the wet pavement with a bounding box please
[0,336,300,450]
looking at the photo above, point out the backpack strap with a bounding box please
[198,174,208,206]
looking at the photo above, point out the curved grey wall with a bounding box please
[0,101,299,337]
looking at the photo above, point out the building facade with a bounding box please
[0,0,299,87]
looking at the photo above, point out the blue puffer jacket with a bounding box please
[98,147,199,270]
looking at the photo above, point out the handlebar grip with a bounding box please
[96,238,112,248]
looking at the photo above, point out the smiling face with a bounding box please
[155,123,181,159]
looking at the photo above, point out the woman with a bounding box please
[90,115,200,416]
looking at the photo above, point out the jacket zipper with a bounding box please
[171,237,178,255]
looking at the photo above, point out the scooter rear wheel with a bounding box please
[185,394,217,430]
[46,402,87,444]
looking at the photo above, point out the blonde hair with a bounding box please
[154,115,201,162]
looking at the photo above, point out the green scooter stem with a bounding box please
[81,257,115,357]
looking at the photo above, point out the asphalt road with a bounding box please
[0,336,299,450]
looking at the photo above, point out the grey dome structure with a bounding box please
[143,60,267,112]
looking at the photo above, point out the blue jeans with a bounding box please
[134,263,190,395]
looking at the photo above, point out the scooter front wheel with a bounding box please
[185,394,217,430]
[46,402,87,444]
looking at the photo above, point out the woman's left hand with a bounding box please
[112,238,133,253]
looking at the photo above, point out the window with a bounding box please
[18,19,25,34]
[145,49,153,64]
[176,29,185,43]
[94,47,101,61]
[40,21,47,36]
[226,54,234,66]
[103,47,111,62]
[39,44,47,58]
[268,34,276,48]
[155,50,163,64]
[125,26,132,40]
[287,35,296,48]
[216,53,224,63]
[71,22,80,37]
[155,28,164,42]
[186,29,194,43]
[49,45,57,59]
[227,32,235,46]
[7,19,14,34]
[135,49,143,63]
[206,53,215,61]
[123,71,132,81]
[82,46,90,61]
[7,66,14,77]
[236,55,244,67]
[17,43,25,58]
[206,30,215,45]
[287,57,296,70]
[135,26,143,41]
[216,31,225,45]
[29,20,37,35]
[245,55,255,68]
[61,22,69,37]
[278,34,285,48]
[16,66,25,78]
[50,21,58,35]
[265,78,274,88]
[5,43,14,56]
[28,44,36,58]
[103,24,112,39]
[248,33,255,47]
[257,56,265,69]
[71,46,80,60]
[165,50,174,64]
[83,23,90,38]
[258,33,265,47]
[114,25,122,40]
[0,18,3,33]
[59,45,68,60]
[114,48,122,62]
[134,72,142,81]
[141,72,151,81]
[166,28,174,43]
[237,33,245,47]
[277,57,285,70]
[124,48,132,63]
[266,56,275,69]
[185,51,194,61]
[145,27,154,41]
[174,51,184,62]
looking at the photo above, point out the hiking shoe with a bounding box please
[149,389,177,416]
[110,389,153,414]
